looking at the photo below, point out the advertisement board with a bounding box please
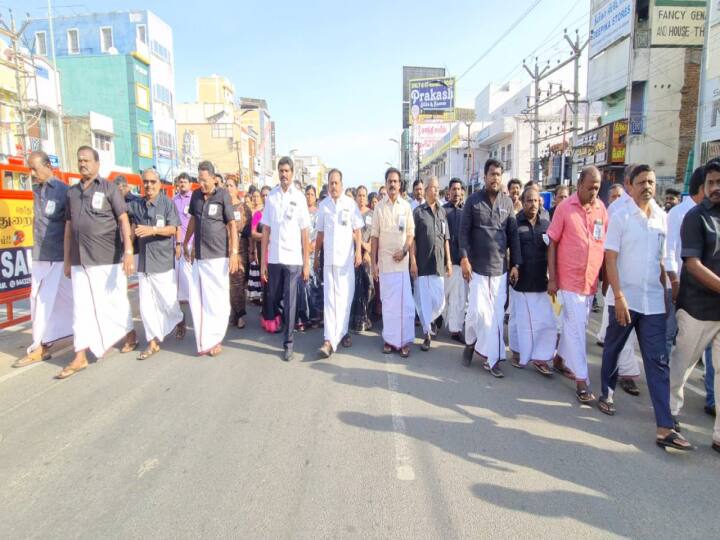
[610,119,628,163]
[409,77,455,125]
[651,0,706,47]
[411,122,454,160]
[0,193,33,300]
[703,76,720,143]
[589,0,634,58]
[574,124,612,167]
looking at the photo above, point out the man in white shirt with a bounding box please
[599,164,692,451]
[261,156,311,361]
[315,169,363,358]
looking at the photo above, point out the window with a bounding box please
[156,130,175,150]
[135,84,150,111]
[94,133,112,152]
[153,84,173,107]
[67,29,79,54]
[150,39,171,63]
[136,24,147,44]
[34,31,47,56]
[138,134,153,158]
[211,124,233,138]
[100,27,113,52]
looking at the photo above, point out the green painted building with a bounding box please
[57,54,154,172]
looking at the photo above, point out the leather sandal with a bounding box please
[208,345,222,357]
[12,349,51,368]
[137,346,160,361]
[175,321,186,340]
[120,340,138,354]
[56,362,88,380]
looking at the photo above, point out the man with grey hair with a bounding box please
[127,168,184,360]
[411,176,451,351]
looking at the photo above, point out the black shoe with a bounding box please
[283,347,295,362]
[619,378,640,396]
[462,344,474,366]
[705,405,717,417]
[421,335,431,352]
[434,315,443,330]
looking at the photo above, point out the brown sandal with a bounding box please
[120,341,138,353]
[400,346,410,358]
[56,363,88,380]
[175,321,186,340]
[208,345,222,357]
[137,346,160,361]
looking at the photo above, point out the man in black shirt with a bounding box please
[13,151,73,368]
[459,159,521,378]
[508,186,555,375]
[128,168,184,360]
[670,159,720,451]
[183,160,240,356]
[442,178,467,342]
[410,177,451,351]
[58,146,136,379]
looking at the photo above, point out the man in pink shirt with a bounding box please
[547,166,607,403]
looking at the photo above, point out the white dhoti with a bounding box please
[28,260,73,354]
[175,255,192,303]
[597,295,641,378]
[188,257,230,354]
[323,263,355,350]
[443,265,467,333]
[379,271,415,349]
[71,264,133,358]
[557,289,593,382]
[414,275,445,335]
[509,288,556,365]
[138,269,184,343]
[465,273,507,368]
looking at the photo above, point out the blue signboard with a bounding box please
[48,154,59,168]
[409,77,455,120]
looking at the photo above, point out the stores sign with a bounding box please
[651,0,706,47]
[590,0,633,58]
[409,77,455,124]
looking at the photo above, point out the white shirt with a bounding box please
[317,194,363,267]
[410,198,425,211]
[607,191,631,219]
[261,184,311,265]
[605,199,667,315]
[663,195,697,274]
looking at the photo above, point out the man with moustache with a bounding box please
[57,146,137,379]
[173,172,193,313]
[507,178,523,215]
[12,151,73,368]
[442,178,467,342]
[460,159,521,378]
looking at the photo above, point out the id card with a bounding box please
[398,214,406,231]
[156,216,165,228]
[440,221,446,236]
[45,200,56,216]
[542,233,550,246]
[234,210,242,222]
[341,208,350,226]
[365,214,372,227]
[91,191,105,210]
[284,205,295,221]
[208,204,219,217]
[592,219,603,241]
[184,206,189,215]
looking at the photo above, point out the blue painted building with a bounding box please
[26,10,177,178]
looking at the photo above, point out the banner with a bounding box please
[0,196,34,297]
[589,0,633,58]
[651,0,706,47]
[409,77,455,124]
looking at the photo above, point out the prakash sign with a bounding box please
[589,0,633,58]
[409,77,455,124]
[651,0,706,47]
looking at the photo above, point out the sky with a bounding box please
[12,0,590,185]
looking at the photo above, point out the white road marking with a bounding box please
[137,458,159,479]
[384,358,415,482]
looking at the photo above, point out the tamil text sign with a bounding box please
[0,194,33,298]
[409,77,455,124]
[590,0,633,58]
[651,0,706,47]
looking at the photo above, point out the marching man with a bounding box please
[128,168,185,360]
[13,151,73,368]
[315,168,363,358]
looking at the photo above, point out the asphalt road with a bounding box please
[1,302,718,539]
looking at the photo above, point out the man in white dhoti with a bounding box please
[183,161,241,356]
[13,151,73,368]
[314,169,363,358]
[459,159,521,378]
[442,178,467,342]
[371,167,416,358]
[173,172,193,315]
[57,146,137,379]
[547,166,608,403]
[508,186,555,376]
[127,168,184,360]
[411,176,451,351]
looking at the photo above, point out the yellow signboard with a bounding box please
[0,195,33,297]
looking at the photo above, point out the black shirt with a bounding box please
[189,188,234,259]
[65,177,127,266]
[514,210,550,293]
[677,198,720,321]
[413,202,448,276]
[459,189,521,277]
[235,202,253,240]
[443,201,464,265]
[32,178,68,262]
[127,193,180,273]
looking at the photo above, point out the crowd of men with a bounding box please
[16,146,720,454]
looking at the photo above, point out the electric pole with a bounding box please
[0,10,32,157]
